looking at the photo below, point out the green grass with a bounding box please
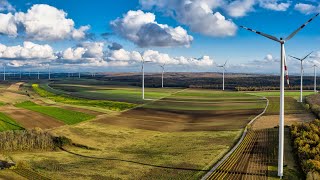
[15,101,95,125]
[144,89,266,111]
[0,112,23,131]
[265,97,306,115]
[0,102,6,106]
[32,84,137,111]
[247,91,316,98]
[47,83,182,104]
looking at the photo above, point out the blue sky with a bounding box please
[1,0,320,74]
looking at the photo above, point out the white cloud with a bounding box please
[140,1,237,37]
[0,4,89,40]
[0,41,56,60]
[111,10,193,47]
[259,0,291,11]
[0,13,17,36]
[224,0,255,18]
[294,3,318,14]
[0,0,15,12]
[107,48,214,67]
[62,47,86,60]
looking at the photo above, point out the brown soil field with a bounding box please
[1,105,64,129]
[97,108,264,132]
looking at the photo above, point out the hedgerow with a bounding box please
[291,120,320,178]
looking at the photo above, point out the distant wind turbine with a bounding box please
[240,13,319,177]
[159,63,166,88]
[3,64,6,81]
[139,53,151,100]
[48,64,51,80]
[313,64,318,93]
[217,61,227,91]
[289,52,313,102]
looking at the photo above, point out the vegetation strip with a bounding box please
[0,112,24,131]
[33,84,136,111]
[15,101,95,125]
[201,97,269,180]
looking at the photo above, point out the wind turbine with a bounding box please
[139,53,151,100]
[289,52,313,102]
[217,61,227,91]
[159,63,166,88]
[313,64,318,93]
[3,65,5,81]
[48,64,51,80]
[240,13,319,177]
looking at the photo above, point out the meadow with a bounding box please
[47,82,182,104]
[0,112,23,132]
[15,101,95,125]
[32,84,136,111]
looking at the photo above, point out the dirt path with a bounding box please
[6,82,24,91]
[1,105,64,129]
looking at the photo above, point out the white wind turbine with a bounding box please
[289,52,313,102]
[217,61,227,91]
[240,13,319,177]
[159,63,166,88]
[313,64,318,93]
[139,53,151,100]
[3,64,6,81]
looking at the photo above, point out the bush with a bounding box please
[291,120,320,176]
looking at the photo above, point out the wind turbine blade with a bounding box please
[285,13,319,41]
[288,55,301,61]
[301,51,313,61]
[240,26,280,42]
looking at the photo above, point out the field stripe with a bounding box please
[201,97,269,180]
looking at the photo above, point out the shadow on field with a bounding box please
[60,147,209,172]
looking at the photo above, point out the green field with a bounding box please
[247,91,316,98]
[0,112,23,131]
[32,84,137,111]
[47,83,182,104]
[15,101,95,125]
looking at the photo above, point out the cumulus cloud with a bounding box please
[224,0,255,17]
[0,0,15,12]
[0,13,17,36]
[107,48,214,67]
[294,3,319,14]
[110,10,193,47]
[59,41,104,66]
[0,41,56,60]
[140,1,237,37]
[0,4,89,40]
[259,0,291,11]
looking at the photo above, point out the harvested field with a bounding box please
[98,108,263,132]
[0,105,64,129]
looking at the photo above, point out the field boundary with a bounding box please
[201,97,269,180]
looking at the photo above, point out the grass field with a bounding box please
[247,91,316,98]
[15,101,95,125]
[47,83,182,104]
[0,112,23,131]
[32,84,137,111]
[9,121,242,179]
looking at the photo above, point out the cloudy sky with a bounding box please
[1,0,320,74]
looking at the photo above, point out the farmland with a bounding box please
[0,80,269,179]
[15,101,96,125]
[0,77,315,179]
[0,112,23,132]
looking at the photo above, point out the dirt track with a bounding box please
[1,105,64,129]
